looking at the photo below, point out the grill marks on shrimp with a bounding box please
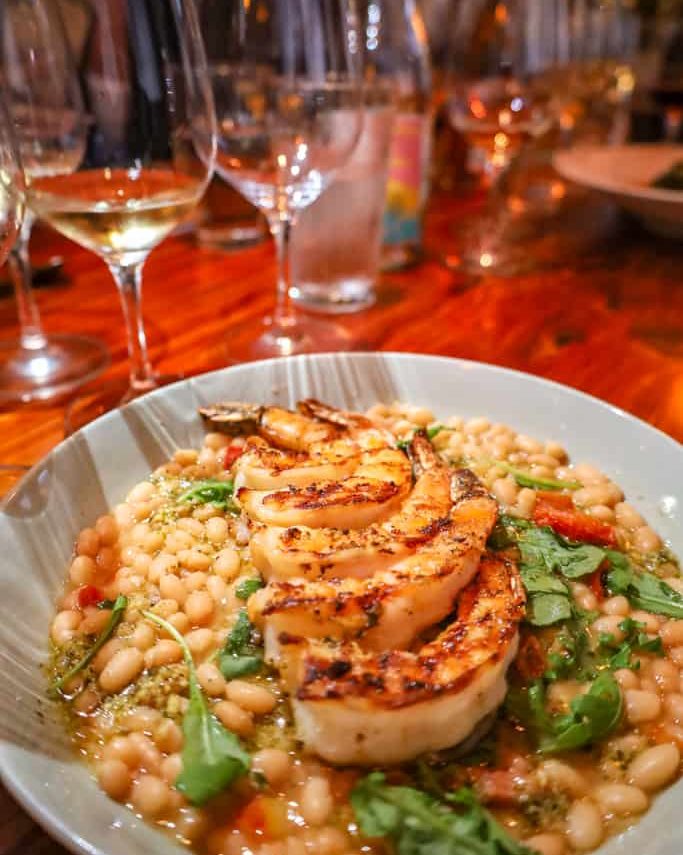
[295,556,525,706]
[218,398,524,765]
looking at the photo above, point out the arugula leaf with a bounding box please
[235,577,264,600]
[506,681,553,734]
[599,617,664,671]
[351,772,532,855]
[179,479,238,513]
[605,552,683,619]
[466,456,579,491]
[96,598,116,610]
[519,527,605,580]
[507,673,622,754]
[540,673,622,753]
[514,526,606,627]
[49,595,127,697]
[218,609,263,679]
[516,543,572,627]
[143,611,250,805]
[494,460,580,491]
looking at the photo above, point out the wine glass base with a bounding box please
[245,316,354,360]
[64,373,183,435]
[0,334,109,405]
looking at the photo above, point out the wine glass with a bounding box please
[446,0,554,276]
[0,96,24,268]
[0,0,109,404]
[20,0,217,430]
[200,0,363,358]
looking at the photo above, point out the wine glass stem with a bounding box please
[266,212,296,331]
[109,261,155,393]
[8,211,47,351]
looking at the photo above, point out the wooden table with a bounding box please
[1,189,682,853]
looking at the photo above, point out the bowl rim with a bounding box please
[1,350,682,855]
[553,143,683,205]
[2,351,681,516]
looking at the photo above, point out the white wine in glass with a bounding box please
[18,0,216,431]
[30,169,204,266]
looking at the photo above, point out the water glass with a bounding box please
[290,90,395,313]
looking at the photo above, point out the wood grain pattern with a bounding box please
[0,188,682,853]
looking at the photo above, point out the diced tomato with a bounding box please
[76,585,104,609]
[235,796,289,841]
[515,633,547,680]
[533,499,617,547]
[587,566,607,601]
[224,442,246,469]
[474,770,520,806]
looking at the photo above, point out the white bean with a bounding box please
[299,776,333,827]
[594,784,648,816]
[537,760,587,796]
[225,680,277,715]
[651,659,679,694]
[130,774,170,818]
[565,798,604,851]
[251,748,292,788]
[99,648,145,693]
[625,689,661,724]
[524,834,565,855]
[601,596,630,617]
[97,759,131,801]
[628,743,680,792]
[661,621,683,647]
[197,663,227,697]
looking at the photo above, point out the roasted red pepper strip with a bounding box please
[515,632,547,680]
[224,442,246,469]
[534,491,574,510]
[533,499,617,547]
[76,585,105,609]
[587,566,607,601]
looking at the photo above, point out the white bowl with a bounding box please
[554,144,683,239]
[1,352,682,855]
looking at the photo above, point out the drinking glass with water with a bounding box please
[290,87,395,313]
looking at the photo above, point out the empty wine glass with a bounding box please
[0,0,109,404]
[200,0,363,358]
[20,0,216,430]
[446,0,554,275]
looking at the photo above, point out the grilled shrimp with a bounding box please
[249,434,453,579]
[281,555,525,765]
[199,402,340,450]
[237,446,412,529]
[234,436,362,491]
[249,468,497,652]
